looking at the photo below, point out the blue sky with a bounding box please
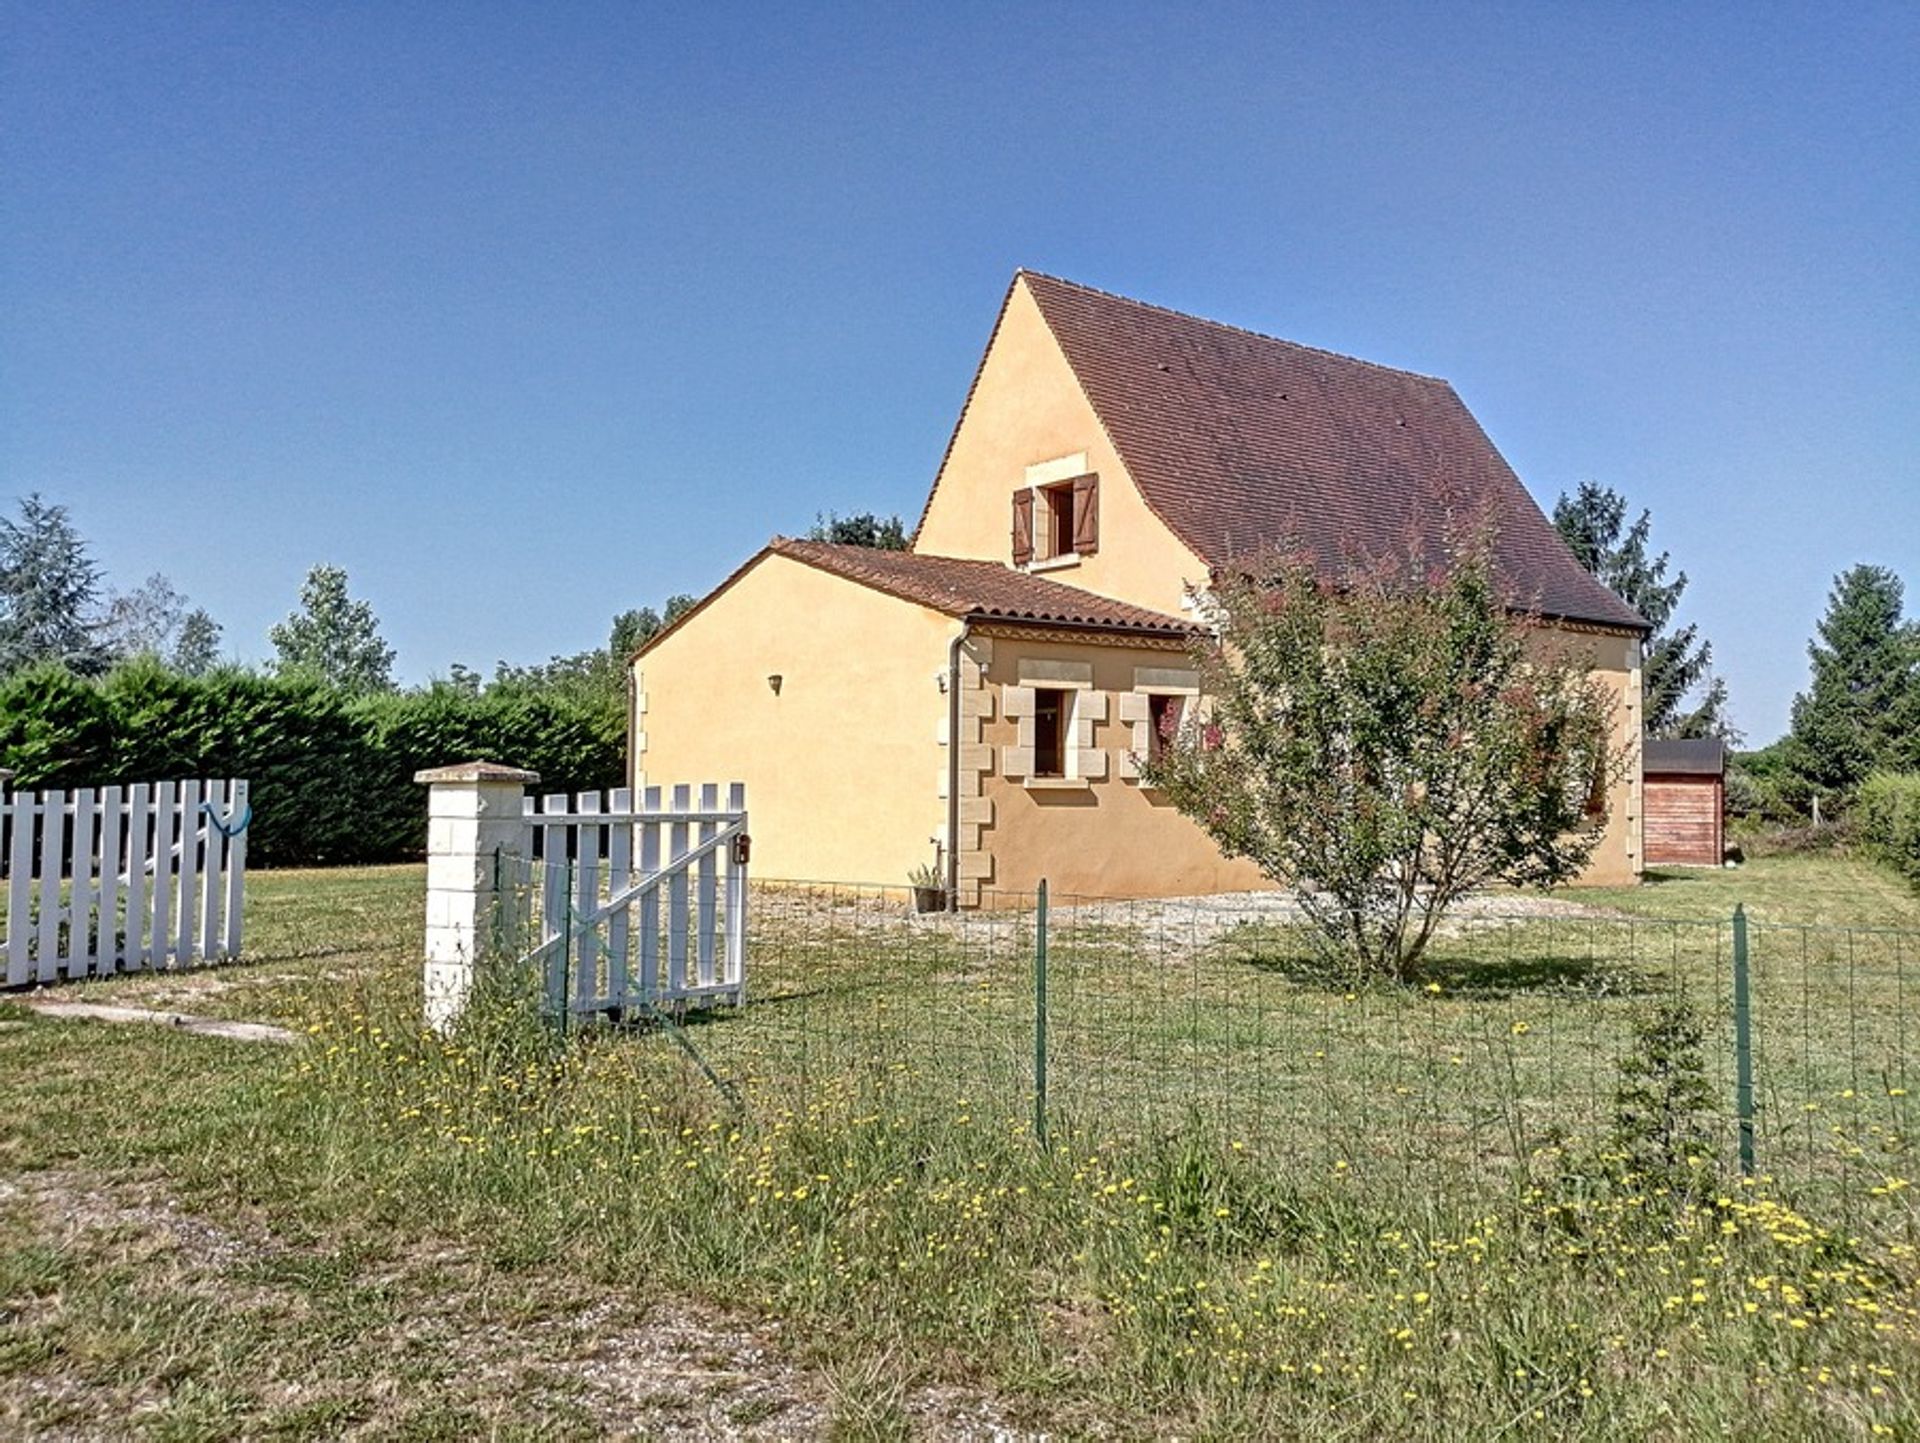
[3,2,1914,742]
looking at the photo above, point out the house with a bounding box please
[1642,737,1727,867]
[632,271,1648,904]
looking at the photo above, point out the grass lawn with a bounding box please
[2,855,1917,1438]
[1577,853,1920,929]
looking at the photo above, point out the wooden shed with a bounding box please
[1643,738,1726,867]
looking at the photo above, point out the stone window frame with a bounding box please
[1001,658,1109,790]
[1116,666,1201,783]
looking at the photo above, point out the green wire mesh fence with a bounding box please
[490,861,1918,1242]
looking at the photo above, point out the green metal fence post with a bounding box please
[1034,879,1049,1150]
[1732,903,1756,1176]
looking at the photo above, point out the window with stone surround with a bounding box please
[1002,670,1107,786]
[1117,667,1200,782]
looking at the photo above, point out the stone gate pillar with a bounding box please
[415,761,538,1031]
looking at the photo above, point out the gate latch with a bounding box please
[732,833,751,866]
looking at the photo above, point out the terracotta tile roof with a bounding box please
[1018,272,1647,633]
[770,538,1193,637]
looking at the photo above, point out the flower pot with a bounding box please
[911,885,948,914]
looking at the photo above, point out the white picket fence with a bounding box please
[521,783,748,1016]
[1,778,250,986]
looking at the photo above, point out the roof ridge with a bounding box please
[770,537,1191,632]
[778,536,1002,567]
[1016,269,1453,387]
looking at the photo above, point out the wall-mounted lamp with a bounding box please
[767,674,783,696]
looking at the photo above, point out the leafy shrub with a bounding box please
[1143,541,1620,980]
[1724,758,1801,822]
[350,684,625,859]
[1857,772,1920,888]
[99,660,385,867]
[0,662,625,867]
[1730,816,1854,859]
[1608,1000,1717,1198]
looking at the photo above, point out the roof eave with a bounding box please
[966,609,1196,642]
[1533,608,1653,638]
[629,542,782,664]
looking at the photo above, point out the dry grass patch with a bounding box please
[0,1163,894,1439]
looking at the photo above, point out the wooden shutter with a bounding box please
[1011,489,1034,565]
[1071,474,1099,555]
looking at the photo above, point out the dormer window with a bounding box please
[1011,471,1098,567]
[1041,482,1075,559]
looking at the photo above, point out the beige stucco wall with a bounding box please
[970,631,1272,902]
[969,624,1641,900]
[636,574,1640,900]
[1554,626,1644,886]
[633,554,951,887]
[912,276,1210,619]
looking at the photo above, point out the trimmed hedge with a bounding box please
[1858,772,1920,889]
[350,686,628,862]
[0,661,624,867]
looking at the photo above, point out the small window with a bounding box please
[1015,473,1098,566]
[1584,754,1609,818]
[1040,483,1074,560]
[1033,688,1069,777]
[1147,693,1186,763]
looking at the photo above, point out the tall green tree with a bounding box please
[0,493,108,676]
[808,511,909,549]
[99,573,223,673]
[490,648,615,709]
[1784,565,1918,799]
[487,604,691,713]
[269,564,396,693]
[172,607,223,676]
[1553,482,1727,739]
[610,607,660,659]
[99,572,185,659]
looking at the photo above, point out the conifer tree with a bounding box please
[0,494,108,676]
[1553,482,1727,739]
[1784,565,1918,799]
